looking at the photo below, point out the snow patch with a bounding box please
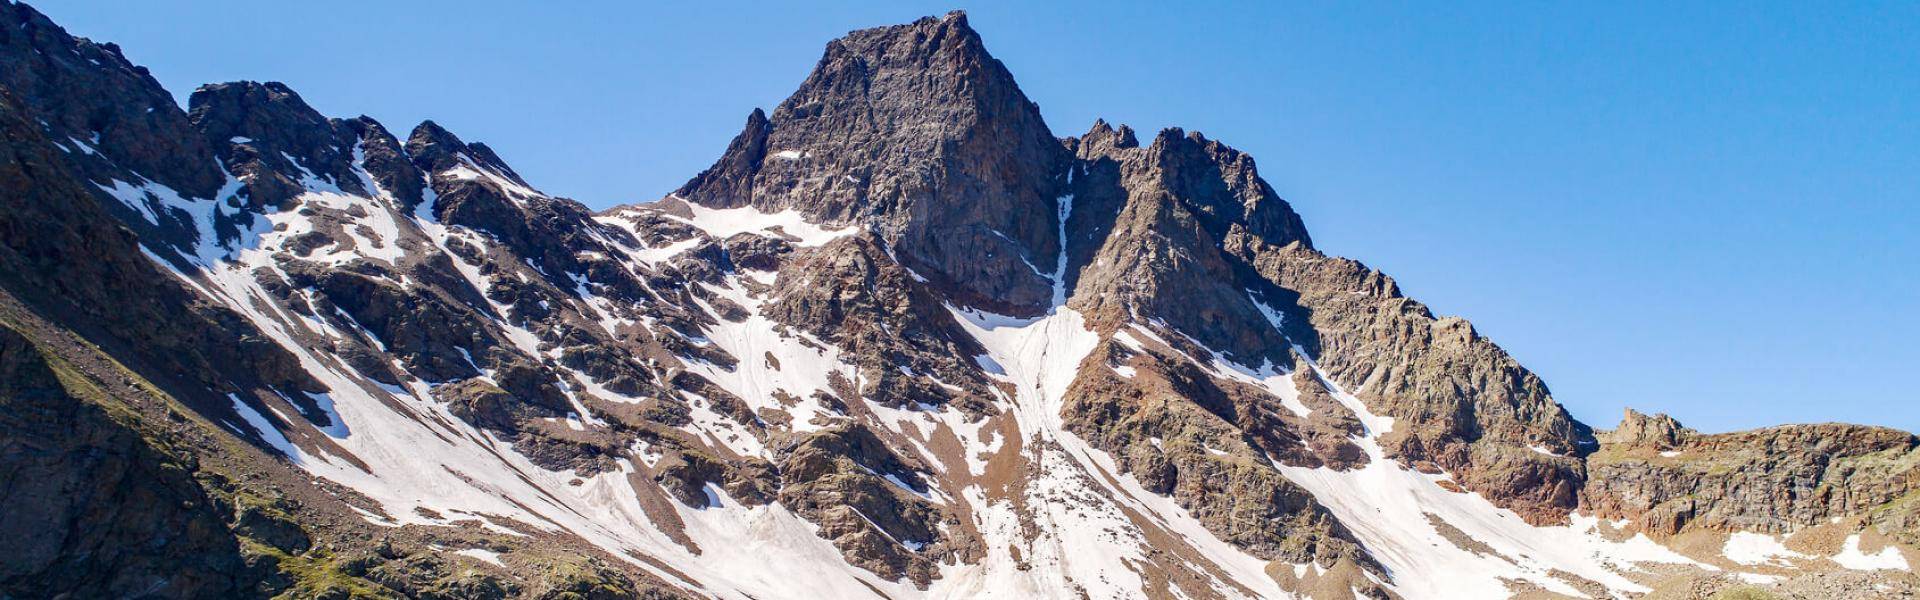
[229,393,302,462]
[454,548,504,566]
[1833,534,1909,571]
[668,201,857,247]
[1724,531,1806,567]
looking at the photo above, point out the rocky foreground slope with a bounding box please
[1,3,1915,598]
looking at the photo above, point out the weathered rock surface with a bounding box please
[777,423,949,587]
[190,81,367,208]
[765,233,997,415]
[678,11,1070,316]
[1059,113,1590,526]
[1066,121,1307,367]
[1061,341,1374,569]
[1585,410,1920,539]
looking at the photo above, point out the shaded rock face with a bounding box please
[0,2,222,197]
[678,11,1070,316]
[1584,411,1920,539]
[0,86,319,416]
[341,116,427,208]
[0,324,249,599]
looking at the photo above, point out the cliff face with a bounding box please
[0,3,1913,599]
[677,12,1071,317]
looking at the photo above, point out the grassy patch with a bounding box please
[1709,585,1780,600]
[244,540,403,600]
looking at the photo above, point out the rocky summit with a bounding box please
[0,4,1913,599]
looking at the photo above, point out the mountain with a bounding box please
[1,4,1916,598]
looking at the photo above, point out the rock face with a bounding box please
[776,423,951,586]
[1584,410,1920,538]
[677,11,1070,317]
[0,3,1914,599]
[0,324,250,598]
[1060,343,1373,568]
[1606,408,1692,450]
[1066,121,1310,366]
[1236,240,1594,524]
[0,3,221,197]
[764,233,1000,416]
[1059,117,1589,526]
[190,81,367,208]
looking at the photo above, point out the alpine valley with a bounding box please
[2,4,1916,599]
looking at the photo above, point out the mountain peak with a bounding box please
[826,8,981,61]
[1082,118,1140,150]
[187,80,331,146]
[189,80,367,205]
[678,11,1070,315]
[1147,126,1314,248]
[405,119,465,164]
[405,120,527,186]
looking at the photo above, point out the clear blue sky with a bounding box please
[42,1,1919,433]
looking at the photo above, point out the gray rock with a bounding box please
[677,11,1070,316]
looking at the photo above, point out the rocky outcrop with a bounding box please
[777,424,948,587]
[1606,408,1693,450]
[765,234,997,415]
[1058,114,1589,525]
[409,121,627,287]
[1584,410,1920,538]
[1061,340,1374,569]
[1066,123,1306,367]
[189,81,367,208]
[650,446,777,508]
